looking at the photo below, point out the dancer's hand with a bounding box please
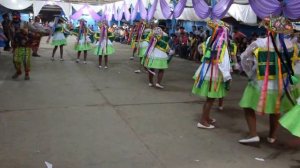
[224,80,231,91]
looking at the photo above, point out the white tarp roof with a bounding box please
[0,0,256,24]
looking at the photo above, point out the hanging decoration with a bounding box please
[160,0,187,19]
[249,0,300,20]
[147,0,158,21]
[101,5,113,21]
[192,0,233,19]
[113,3,124,21]
[138,0,148,20]
[70,4,101,21]
[130,2,139,21]
[124,3,131,21]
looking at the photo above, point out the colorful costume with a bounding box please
[290,42,300,98]
[10,11,34,79]
[30,17,50,56]
[93,23,115,56]
[192,23,232,99]
[138,28,152,58]
[13,31,32,75]
[280,98,300,137]
[51,23,67,46]
[73,22,92,51]
[239,16,297,115]
[279,40,300,137]
[142,27,170,70]
[129,24,139,47]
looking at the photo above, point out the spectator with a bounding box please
[251,32,258,42]
[233,26,246,43]
[2,13,11,51]
[192,26,198,35]
[205,30,210,40]
[189,34,199,60]
[194,27,200,36]
[178,28,189,59]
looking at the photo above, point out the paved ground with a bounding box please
[0,37,299,168]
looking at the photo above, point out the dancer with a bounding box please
[142,26,170,89]
[130,22,140,60]
[47,16,68,61]
[217,37,239,111]
[31,16,50,57]
[238,16,296,143]
[135,22,152,73]
[74,18,93,64]
[10,11,33,80]
[279,32,300,138]
[192,20,232,129]
[2,13,11,51]
[94,21,115,69]
[290,34,300,99]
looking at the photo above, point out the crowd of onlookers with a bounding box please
[95,22,268,64]
[168,26,268,63]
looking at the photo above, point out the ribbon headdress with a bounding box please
[77,18,88,44]
[195,19,230,91]
[96,20,108,56]
[142,26,163,75]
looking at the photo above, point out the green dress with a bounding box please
[192,37,231,99]
[280,104,300,137]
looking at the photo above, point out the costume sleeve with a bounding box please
[63,24,71,33]
[240,41,258,80]
[27,22,36,32]
[218,47,232,82]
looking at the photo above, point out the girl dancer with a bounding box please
[239,16,296,143]
[135,22,152,73]
[47,16,68,61]
[74,19,93,64]
[192,20,232,129]
[279,33,300,138]
[142,26,170,89]
[94,21,115,69]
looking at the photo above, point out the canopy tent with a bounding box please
[0,0,33,10]
[3,0,300,26]
[33,1,72,17]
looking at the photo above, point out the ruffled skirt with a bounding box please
[280,105,300,137]
[239,82,293,114]
[52,32,67,46]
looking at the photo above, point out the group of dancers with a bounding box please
[192,16,300,144]
[0,12,117,81]
[47,17,115,68]
[0,11,299,144]
[129,20,171,89]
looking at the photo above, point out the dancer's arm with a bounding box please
[240,41,258,80]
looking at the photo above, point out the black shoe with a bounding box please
[4,47,11,51]
[24,76,30,80]
[32,53,41,57]
[12,73,20,79]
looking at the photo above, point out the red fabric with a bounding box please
[180,34,188,46]
[233,31,246,42]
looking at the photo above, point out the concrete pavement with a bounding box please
[0,37,299,168]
